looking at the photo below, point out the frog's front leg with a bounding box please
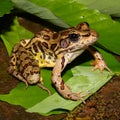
[52,56,85,101]
[87,46,112,72]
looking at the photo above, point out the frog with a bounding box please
[7,22,111,101]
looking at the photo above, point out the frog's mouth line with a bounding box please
[66,38,97,52]
[57,45,86,55]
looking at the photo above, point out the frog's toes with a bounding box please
[91,60,112,73]
[67,92,86,103]
[37,83,51,95]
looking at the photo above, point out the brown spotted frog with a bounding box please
[8,22,111,101]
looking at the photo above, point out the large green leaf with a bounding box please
[0,66,112,115]
[0,0,13,17]
[79,0,120,17]
[26,66,112,115]
[11,0,69,28]
[11,0,120,55]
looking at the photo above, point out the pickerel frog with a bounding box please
[8,22,111,101]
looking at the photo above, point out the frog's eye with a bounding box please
[68,33,80,42]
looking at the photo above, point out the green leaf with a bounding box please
[11,0,120,55]
[11,0,69,28]
[1,17,33,55]
[0,0,120,116]
[0,66,112,115]
[0,0,13,17]
[79,0,120,17]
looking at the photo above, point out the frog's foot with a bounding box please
[66,91,86,103]
[37,83,51,95]
[60,89,87,102]
[52,78,86,101]
[17,77,28,89]
[91,59,112,73]
[87,46,112,73]
[24,80,29,89]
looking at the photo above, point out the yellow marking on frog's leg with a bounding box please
[52,56,86,101]
[87,46,112,73]
[39,76,43,83]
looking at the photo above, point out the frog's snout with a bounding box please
[91,29,99,39]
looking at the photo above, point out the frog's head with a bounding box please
[57,22,98,54]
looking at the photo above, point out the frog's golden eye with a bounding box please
[68,33,80,42]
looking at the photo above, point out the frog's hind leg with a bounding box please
[23,55,51,95]
[7,44,39,88]
[7,53,28,87]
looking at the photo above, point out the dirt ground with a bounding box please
[0,18,120,120]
